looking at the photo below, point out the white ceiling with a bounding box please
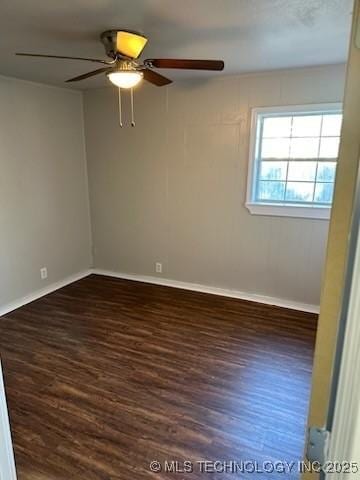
[0,0,353,89]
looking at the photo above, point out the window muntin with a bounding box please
[251,107,343,208]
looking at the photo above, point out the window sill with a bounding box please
[245,202,331,220]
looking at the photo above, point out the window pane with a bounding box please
[262,116,292,138]
[287,161,317,181]
[261,138,290,159]
[314,183,334,203]
[322,114,342,137]
[285,182,314,202]
[259,161,287,180]
[252,108,341,210]
[316,162,336,182]
[290,137,319,159]
[319,137,340,158]
[292,115,322,137]
[258,181,285,201]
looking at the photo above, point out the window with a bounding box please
[246,104,343,219]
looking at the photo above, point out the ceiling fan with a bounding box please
[16,29,225,89]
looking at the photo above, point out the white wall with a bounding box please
[83,64,346,308]
[0,76,92,309]
[0,65,346,312]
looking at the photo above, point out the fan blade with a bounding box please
[145,59,224,71]
[16,53,113,65]
[66,67,112,82]
[142,68,172,87]
[116,31,148,59]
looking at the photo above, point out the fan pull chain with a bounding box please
[130,88,135,127]
[117,88,136,127]
[118,88,123,127]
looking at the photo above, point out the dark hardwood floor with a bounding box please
[0,275,317,479]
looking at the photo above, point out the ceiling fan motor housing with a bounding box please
[100,30,120,59]
[100,29,147,60]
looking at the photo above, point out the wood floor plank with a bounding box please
[0,274,317,479]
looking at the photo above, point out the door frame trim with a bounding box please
[326,155,360,476]
[0,361,17,480]
[327,210,360,476]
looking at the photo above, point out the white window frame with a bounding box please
[246,103,343,220]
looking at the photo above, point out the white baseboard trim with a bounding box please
[0,270,91,317]
[92,269,320,314]
[0,268,319,316]
[0,361,17,480]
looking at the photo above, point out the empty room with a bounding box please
[1,1,360,479]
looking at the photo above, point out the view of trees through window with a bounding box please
[255,111,343,205]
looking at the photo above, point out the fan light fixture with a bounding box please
[107,70,143,89]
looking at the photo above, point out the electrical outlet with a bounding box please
[155,262,162,274]
[40,267,48,280]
